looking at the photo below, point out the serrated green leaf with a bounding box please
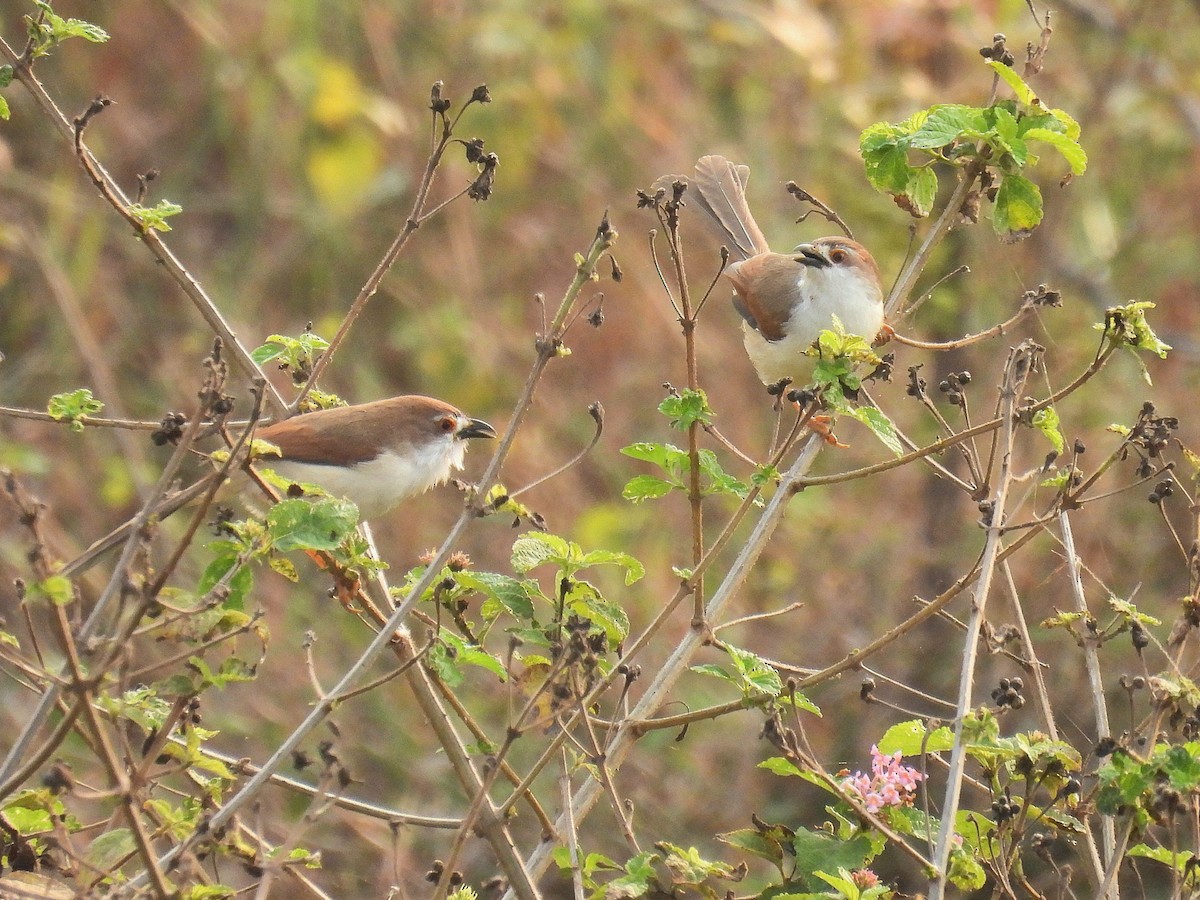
[577,548,645,584]
[128,200,183,232]
[194,551,255,612]
[622,474,675,502]
[758,756,804,777]
[849,406,903,455]
[1031,407,1065,455]
[659,389,714,430]
[909,104,986,149]
[725,644,783,697]
[268,556,299,582]
[183,885,237,900]
[1022,127,1087,174]
[29,573,73,606]
[792,830,875,887]
[778,690,821,716]
[878,720,955,756]
[904,165,938,217]
[691,662,734,683]
[266,497,359,552]
[85,828,136,871]
[510,531,571,573]
[1,806,53,835]
[717,828,785,866]
[992,173,1043,237]
[1097,301,1171,364]
[859,123,913,194]
[47,387,103,431]
[987,60,1038,107]
[456,571,538,620]
[947,842,987,890]
[1049,106,1082,140]
[1127,844,1194,872]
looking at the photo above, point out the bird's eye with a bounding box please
[439,416,457,433]
[829,248,848,264]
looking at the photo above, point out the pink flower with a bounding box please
[852,869,880,888]
[841,745,924,813]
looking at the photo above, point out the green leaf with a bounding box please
[1164,744,1200,791]
[1031,407,1065,455]
[877,720,955,756]
[987,60,1038,107]
[947,842,987,890]
[657,842,737,885]
[1127,844,1195,873]
[622,474,675,502]
[909,104,986,149]
[659,389,714,430]
[1098,301,1171,364]
[28,573,73,606]
[0,96,9,121]
[1107,596,1161,627]
[266,497,359,552]
[84,828,136,872]
[791,829,875,889]
[691,662,735,683]
[250,331,331,370]
[1022,127,1087,175]
[268,556,299,582]
[510,531,572,573]
[437,631,507,682]
[758,756,803,777]
[456,571,538,621]
[904,165,939,217]
[577,548,645,585]
[621,441,687,476]
[47,387,104,431]
[778,690,821,716]
[725,643,783,697]
[566,585,631,644]
[848,406,903,455]
[127,200,183,232]
[28,2,109,57]
[183,885,237,899]
[603,850,660,896]
[0,65,13,88]
[1,806,53,835]
[95,686,173,733]
[718,828,786,866]
[992,174,1043,238]
[197,555,254,610]
[859,122,913,194]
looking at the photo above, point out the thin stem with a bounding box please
[930,342,1038,896]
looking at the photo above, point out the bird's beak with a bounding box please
[793,244,831,268]
[457,418,497,440]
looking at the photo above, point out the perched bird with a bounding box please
[689,155,886,385]
[252,395,496,519]
[66,395,496,575]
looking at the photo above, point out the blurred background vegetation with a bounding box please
[2,0,1200,894]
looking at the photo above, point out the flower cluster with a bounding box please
[842,745,924,814]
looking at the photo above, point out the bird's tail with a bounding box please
[689,155,771,261]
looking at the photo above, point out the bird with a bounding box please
[689,155,886,386]
[250,395,497,519]
[65,395,496,575]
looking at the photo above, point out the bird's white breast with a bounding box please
[742,266,883,385]
[270,437,466,520]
